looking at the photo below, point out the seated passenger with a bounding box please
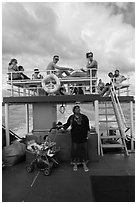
[85,52,98,77]
[8,58,30,80]
[8,58,19,80]
[100,72,114,96]
[57,85,67,95]
[46,55,73,78]
[18,66,30,79]
[32,68,43,79]
[100,70,128,97]
[69,52,98,78]
[73,85,84,95]
[97,79,105,93]
[113,69,127,88]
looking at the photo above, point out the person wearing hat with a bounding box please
[62,105,90,172]
[46,55,74,77]
[32,68,43,79]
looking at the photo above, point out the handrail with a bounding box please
[6,68,98,96]
[2,124,22,140]
[111,81,129,129]
[7,68,98,79]
[109,87,129,155]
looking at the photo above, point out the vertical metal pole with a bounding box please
[95,68,98,93]
[90,69,92,94]
[28,88,30,96]
[94,100,100,155]
[11,72,13,96]
[5,103,10,146]
[26,104,29,134]
[18,87,20,96]
[130,101,134,151]
[127,87,129,96]
[23,86,26,96]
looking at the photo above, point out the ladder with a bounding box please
[99,85,129,156]
[110,83,130,133]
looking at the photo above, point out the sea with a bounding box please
[2,102,135,138]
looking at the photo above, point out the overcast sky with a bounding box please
[2,2,135,94]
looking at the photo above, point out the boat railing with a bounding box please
[6,68,98,97]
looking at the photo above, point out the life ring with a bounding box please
[41,74,61,93]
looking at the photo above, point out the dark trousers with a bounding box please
[71,141,88,162]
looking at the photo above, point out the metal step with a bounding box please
[99,120,117,122]
[99,106,113,109]
[99,113,115,116]
[100,127,119,130]
[99,101,112,105]
[102,143,123,148]
[100,135,121,139]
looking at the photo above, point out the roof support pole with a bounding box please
[94,100,100,155]
[5,103,10,146]
[25,104,29,134]
[130,101,134,151]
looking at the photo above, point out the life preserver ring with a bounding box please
[41,74,61,93]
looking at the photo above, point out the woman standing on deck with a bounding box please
[62,105,90,171]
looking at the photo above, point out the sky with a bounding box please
[2,2,135,95]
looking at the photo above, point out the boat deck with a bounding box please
[2,153,135,202]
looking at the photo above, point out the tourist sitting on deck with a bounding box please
[72,84,84,95]
[100,70,128,96]
[97,79,105,94]
[99,72,114,96]
[46,55,74,78]
[55,84,67,95]
[8,58,30,80]
[113,69,127,88]
[84,52,98,77]
[32,68,43,80]
[70,52,98,78]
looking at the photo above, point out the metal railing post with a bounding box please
[90,69,92,94]
[11,72,13,96]
[5,103,10,146]
[94,100,100,155]
[130,101,134,151]
[26,104,29,134]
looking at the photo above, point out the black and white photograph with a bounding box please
[2,1,135,202]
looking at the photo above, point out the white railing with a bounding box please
[7,68,98,97]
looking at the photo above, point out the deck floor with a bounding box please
[2,153,135,202]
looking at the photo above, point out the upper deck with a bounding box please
[4,69,133,104]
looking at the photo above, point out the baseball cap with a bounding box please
[34,68,40,73]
